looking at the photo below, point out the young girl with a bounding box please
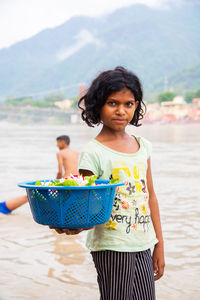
[55,66,165,299]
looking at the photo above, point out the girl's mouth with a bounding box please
[112,119,127,123]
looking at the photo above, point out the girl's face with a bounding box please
[100,88,138,132]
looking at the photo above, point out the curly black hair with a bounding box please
[78,66,146,127]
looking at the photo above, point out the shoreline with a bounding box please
[0,119,200,127]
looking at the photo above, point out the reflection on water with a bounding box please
[51,232,97,288]
[0,122,200,300]
[0,214,98,300]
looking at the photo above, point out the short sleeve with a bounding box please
[141,137,152,158]
[78,150,101,176]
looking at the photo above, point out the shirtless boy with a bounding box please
[0,135,79,214]
[56,135,79,178]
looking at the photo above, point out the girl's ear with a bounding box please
[135,101,139,109]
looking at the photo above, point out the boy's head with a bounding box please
[78,66,146,127]
[56,135,70,150]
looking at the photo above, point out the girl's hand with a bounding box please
[152,242,165,281]
[49,227,93,235]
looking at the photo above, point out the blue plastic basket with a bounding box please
[18,179,124,229]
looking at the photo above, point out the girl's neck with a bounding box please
[95,126,139,154]
[96,126,129,142]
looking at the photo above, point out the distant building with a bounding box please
[161,96,185,107]
[160,96,188,120]
[145,103,162,121]
[192,98,200,107]
[54,99,73,110]
[172,96,186,104]
[189,98,200,120]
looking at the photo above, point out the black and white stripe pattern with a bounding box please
[132,250,155,300]
[91,249,155,300]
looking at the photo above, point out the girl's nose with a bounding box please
[116,105,125,115]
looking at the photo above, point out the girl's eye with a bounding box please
[126,102,134,107]
[107,101,116,106]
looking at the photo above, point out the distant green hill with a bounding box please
[0,2,200,101]
[168,63,200,90]
[152,62,200,92]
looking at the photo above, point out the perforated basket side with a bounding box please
[26,185,118,229]
[105,186,117,217]
[86,189,106,226]
[27,188,61,226]
[87,186,116,226]
[60,189,90,228]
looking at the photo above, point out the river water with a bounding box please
[0,122,200,300]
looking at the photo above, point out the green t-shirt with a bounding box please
[79,136,158,252]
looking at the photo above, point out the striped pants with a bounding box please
[91,249,155,300]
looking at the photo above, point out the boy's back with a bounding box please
[57,148,79,178]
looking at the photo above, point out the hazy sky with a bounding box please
[0,0,182,49]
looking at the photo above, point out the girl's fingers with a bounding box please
[153,260,158,280]
[154,260,165,281]
[55,228,65,234]
[49,227,93,235]
[65,229,83,235]
[49,227,80,234]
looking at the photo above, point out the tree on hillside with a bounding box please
[185,91,196,103]
[44,93,66,103]
[196,90,200,98]
[185,89,200,103]
[4,96,56,108]
[5,97,33,106]
[157,91,176,103]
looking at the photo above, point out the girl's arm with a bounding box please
[79,170,94,176]
[147,158,165,281]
